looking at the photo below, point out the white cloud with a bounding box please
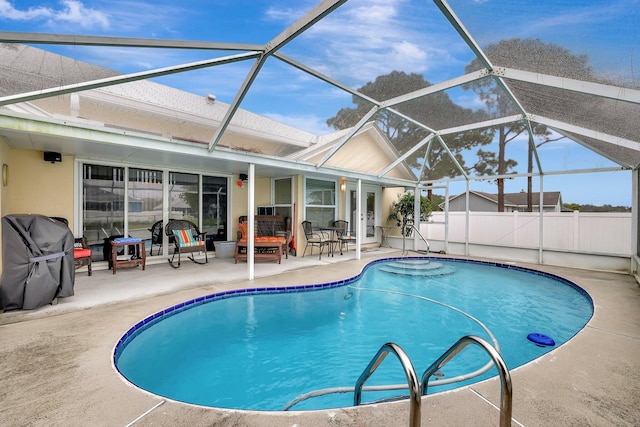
[262,112,331,135]
[0,0,52,20]
[53,0,109,29]
[390,41,428,71]
[264,5,303,22]
[0,0,109,29]
[266,0,465,87]
[453,91,486,110]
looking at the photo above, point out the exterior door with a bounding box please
[346,184,380,245]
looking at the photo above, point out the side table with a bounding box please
[111,237,146,274]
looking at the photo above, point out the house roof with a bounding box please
[449,191,563,208]
[0,1,638,189]
[0,43,412,185]
[0,43,316,155]
[288,121,416,180]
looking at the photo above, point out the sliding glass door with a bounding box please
[81,162,228,260]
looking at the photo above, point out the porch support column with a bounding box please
[414,184,420,251]
[538,175,544,265]
[356,179,361,260]
[248,163,255,280]
[162,169,170,258]
[632,168,639,282]
[465,180,470,256]
[444,182,450,254]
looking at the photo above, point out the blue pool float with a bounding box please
[527,333,555,347]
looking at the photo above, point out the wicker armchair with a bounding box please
[147,220,164,255]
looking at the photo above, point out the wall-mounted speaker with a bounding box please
[43,151,62,163]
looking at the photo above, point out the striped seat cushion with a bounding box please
[173,229,205,248]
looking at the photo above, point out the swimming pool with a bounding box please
[114,257,593,411]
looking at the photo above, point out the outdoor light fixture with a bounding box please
[340,182,346,192]
[237,173,248,188]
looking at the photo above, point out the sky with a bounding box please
[0,0,638,206]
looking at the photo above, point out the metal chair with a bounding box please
[333,220,355,255]
[301,220,330,259]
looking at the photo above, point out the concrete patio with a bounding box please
[0,250,639,426]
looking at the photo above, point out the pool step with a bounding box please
[379,261,455,277]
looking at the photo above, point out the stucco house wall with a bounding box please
[0,146,75,272]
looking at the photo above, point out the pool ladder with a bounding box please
[286,335,512,427]
[356,335,512,427]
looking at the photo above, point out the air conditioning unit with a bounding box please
[257,206,275,215]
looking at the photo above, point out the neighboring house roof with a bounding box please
[446,191,563,209]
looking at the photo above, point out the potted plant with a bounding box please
[387,192,432,237]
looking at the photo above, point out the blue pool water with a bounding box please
[114,257,593,411]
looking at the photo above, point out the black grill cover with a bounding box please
[1,214,75,310]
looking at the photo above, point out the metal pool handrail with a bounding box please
[402,223,430,255]
[354,342,421,427]
[421,335,513,427]
[282,287,502,411]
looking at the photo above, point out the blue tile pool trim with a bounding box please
[113,256,592,366]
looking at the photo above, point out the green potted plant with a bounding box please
[387,192,432,237]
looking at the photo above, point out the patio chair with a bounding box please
[333,220,355,255]
[147,219,164,255]
[73,237,93,276]
[301,220,330,259]
[165,219,208,268]
[49,217,92,276]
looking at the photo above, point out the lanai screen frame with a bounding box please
[0,0,638,272]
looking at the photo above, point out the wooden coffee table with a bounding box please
[111,238,146,274]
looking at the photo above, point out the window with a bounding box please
[305,178,336,228]
[203,175,227,240]
[274,177,292,225]
[82,164,124,259]
[81,162,228,259]
[128,168,163,240]
[169,172,199,225]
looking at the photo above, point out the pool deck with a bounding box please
[0,249,639,426]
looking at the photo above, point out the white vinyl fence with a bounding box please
[421,212,632,256]
[384,211,633,272]
[423,211,632,256]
